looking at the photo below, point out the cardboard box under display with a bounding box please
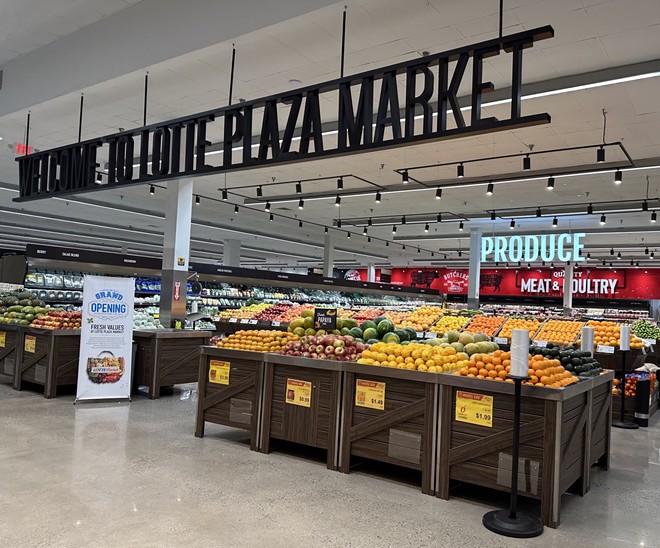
[435,372,614,528]
[196,347,265,451]
[14,328,81,398]
[133,329,211,399]
[0,325,24,386]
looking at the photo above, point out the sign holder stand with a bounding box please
[611,349,638,429]
[483,374,544,538]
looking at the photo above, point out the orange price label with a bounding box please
[208,360,230,385]
[455,390,493,427]
[355,379,385,410]
[285,378,312,407]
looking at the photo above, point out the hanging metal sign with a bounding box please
[15,26,553,201]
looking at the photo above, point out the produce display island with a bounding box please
[195,347,614,528]
[0,325,23,386]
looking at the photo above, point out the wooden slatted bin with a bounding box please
[133,329,211,399]
[15,328,81,398]
[339,364,440,495]
[195,347,265,451]
[261,355,343,470]
[0,325,24,386]
[587,374,614,488]
[436,372,613,529]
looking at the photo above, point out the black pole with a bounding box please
[228,45,236,106]
[25,111,31,154]
[499,0,504,38]
[143,72,149,126]
[78,94,84,143]
[340,8,347,78]
[509,376,522,518]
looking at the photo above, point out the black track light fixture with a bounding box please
[402,170,409,184]
[523,154,531,170]
[547,176,555,190]
[347,231,350,239]
[265,201,271,212]
[96,172,102,183]
[337,219,342,228]
[614,170,623,184]
[645,247,649,255]
[509,219,515,230]
[368,218,373,227]
[337,177,344,190]
[149,185,155,195]
[536,207,541,218]
[295,181,302,194]
[642,200,649,212]
[298,198,304,210]
[324,227,328,234]
[386,241,389,247]
[221,189,228,201]
[234,205,239,214]
[299,220,303,228]
[597,146,605,163]
[417,248,421,254]
[195,195,200,205]
[600,213,606,225]
[363,226,368,235]
[610,247,614,255]
[458,250,463,257]
[486,182,494,196]
[491,211,496,221]
[269,213,274,222]
[437,213,442,223]
[552,216,558,227]
[652,211,657,223]
[617,251,622,259]
[401,216,406,225]
[651,251,655,259]
[424,223,429,233]
[587,253,591,260]
[458,221,464,231]
[375,191,381,203]
[587,203,593,215]
[435,187,442,200]
[392,225,397,234]
[257,185,263,197]
[335,195,341,207]
[457,163,464,178]
[368,237,371,243]
[630,259,634,266]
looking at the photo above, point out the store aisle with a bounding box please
[0,383,657,548]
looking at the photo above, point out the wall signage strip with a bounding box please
[16,26,553,201]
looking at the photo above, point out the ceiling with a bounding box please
[0,0,659,272]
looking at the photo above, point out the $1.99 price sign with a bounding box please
[285,378,312,408]
[455,390,493,428]
[355,379,385,410]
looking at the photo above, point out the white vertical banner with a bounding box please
[76,275,135,402]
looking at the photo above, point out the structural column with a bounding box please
[224,239,241,267]
[467,229,482,310]
[563,263,574,316]
[323,234,335,278]
[367,264,376,283]
[160,180,193,328]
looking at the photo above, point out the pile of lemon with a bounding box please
[357,341,470,373]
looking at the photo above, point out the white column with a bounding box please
[467,229,482,309]
[367,264,376,283]
[563,263,574,316]
[223,239,241,267]
[160,180,193,328]
[323,233,335,278]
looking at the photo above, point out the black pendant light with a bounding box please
[221,189,228,200]
[547,176,555,190]
[195,195,200,205]
[597,146,605,163]
[614,170,622,184]
[523,154,531,170]
[457,163,464,178]
[587,203,593,215]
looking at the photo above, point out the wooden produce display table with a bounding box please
[339,363,440,495]
[260,354,343,470]
[593,348,647,371]
[133,329,211,399]
[195,347,266,450]
[436,371,614,528]
[0,325,24,386]
[214,321,288,335]
[15,328,81,398]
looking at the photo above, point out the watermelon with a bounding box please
[382,332,400,344]
[360,320,378,332]
[394,329,409,342]
[366,339,380,345]
[349,327,364,339]
[377,319,394,337]
[401,340,411,345]
[342,318,358,330]
[373,316,388,325]
[340,327,351,336]
[404,327,417,341]
[363,327,378,341]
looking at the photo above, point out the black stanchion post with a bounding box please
[612,325,638,429]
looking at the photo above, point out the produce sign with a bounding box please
[355,380,385,410]
[481,233,586,264]
[24,335,36,353]
[16,27,553,201]
[455,391,493,427]
[285,379,312,408]
[76,276,134,402]
[0,332,5,348]
[209,360,230,385]
[314,308,337,331]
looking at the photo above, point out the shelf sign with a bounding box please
[249,319,258,325]
[596,345,615,354]
[355,379,385,410]
[533,340,547,347]
[285,378,312,408]
[0,331,5,348]
[314,308,337,331]
[494,337,508,344]
[455,390,493,428]
[228,318,237,323]
[240,318,249,324]
[24,335,36,353]
[481,233,586,264]
[209,360,230,385]
[15,26,553,201]
[271,321,281,327]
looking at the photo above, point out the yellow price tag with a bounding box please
[24,335,36,354]
[208,360,230,385]
[355,379,385,410]
[0,332,5,348]
[285,378,312,407]
[455,390,493,428]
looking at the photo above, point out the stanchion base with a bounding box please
[611,420,639,429]
[483,510,544,538]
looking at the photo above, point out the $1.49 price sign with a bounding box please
[285,378,312,408]
[355,379,385,410]
[455,390,493,427]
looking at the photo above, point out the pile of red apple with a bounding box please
[275,304,314,322]
[352,308,384,322]
[30,310,82,330]
[281,334,368,362]
[253,303,294,322]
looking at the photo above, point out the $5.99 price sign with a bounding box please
[355,379,386,410]
[455,390,493,427]
[208,360,230,385]
[285,378,312,407]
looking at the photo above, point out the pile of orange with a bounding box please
[525,354,578,387]
[497,317,542,341]
[580,320,645,349]
[457,350,513,382]
[216,330,299,352]
[534,319,582,344]
[396,306,444,331]
[384,310,411,325]
[464,315,505,336]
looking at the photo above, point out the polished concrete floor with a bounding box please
[0,382,658,548]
